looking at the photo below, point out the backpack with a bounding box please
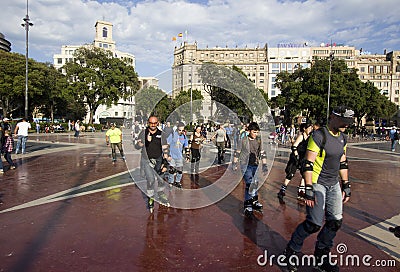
[394,131,399,141]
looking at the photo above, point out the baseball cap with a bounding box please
[3,118,9,121]
[332,105,354,124]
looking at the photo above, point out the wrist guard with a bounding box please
[185,147,191,160]
[305,184,315,201]
[342,180,351,197]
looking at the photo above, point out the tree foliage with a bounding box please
[198,63,268,123]
[275,59,397,126]
[63,46,140,124]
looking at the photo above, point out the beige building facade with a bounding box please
[53,21,158,125]
[173,42,400,120]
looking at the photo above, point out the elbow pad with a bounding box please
[302,160,314,172]
[340,159,348,169]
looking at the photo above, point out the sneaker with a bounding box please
[0,169,3,174]
[277,190,286,204]
[10,166,16,170]
[244,206,253,217]
[112,159,117,163]
[148,197,154,213]
[252,196,263,213]
[244,199,253,217]
[121,156,126,161]
[281,246,298,272]
[314,247,339,272]
[173,182,182,189]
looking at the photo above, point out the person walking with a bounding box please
[105,123,125,163]
[189,125,206,184]
[14,118,31,155]
[136,116,170,212]
[277,121,313,203]
[2,130,16,170]
[389,126,398,152]
[232,122,268,217]
[74,120,81,138]
[281,105,354,272]
[211,124,227,164]
[166,122,189,188]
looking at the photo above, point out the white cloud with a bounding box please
[1,0,399,76]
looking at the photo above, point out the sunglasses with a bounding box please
[149,122,158,125]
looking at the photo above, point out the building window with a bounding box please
[115,112,118,116]
[260,72,264,76]
[271,63,279,73]
[259,79,264,83]
[260,66,264,70]
[369,66,374,74]
[395,90,399,95]
[259,53,264,57]
[102,27,108,38]
[360,67,365,73]
[57,58,62,64]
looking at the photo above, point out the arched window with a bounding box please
[102,27,108,38]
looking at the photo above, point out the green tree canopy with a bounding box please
[63,46,140,124]
[275,59,397,126]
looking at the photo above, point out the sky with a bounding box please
[1,0,400,91]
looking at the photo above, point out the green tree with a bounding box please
[198,63,268,123]
[172,89,203,122]
[275,59,397,126]
[63,46,139,124]
[135,86,171,121]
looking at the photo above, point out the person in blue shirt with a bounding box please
[166,122,189,188]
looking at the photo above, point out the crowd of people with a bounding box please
[0,106,398,271]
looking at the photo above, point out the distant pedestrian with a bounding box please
[14,118,31,155]
[2,130,16,170]
[2,118,12,132]
[211,124,227,164]
[36,122,40,133]
[277,121,313,203]
[189,125,206,184]
[105,123,125,163]
[74,120,81,137]
[389,126,398,152]
[166,122,189,188]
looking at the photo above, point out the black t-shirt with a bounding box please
[138,127,166,159]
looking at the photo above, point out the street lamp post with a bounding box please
[190,62,193,124]
[327,48,334,123]
[21,0,33,119]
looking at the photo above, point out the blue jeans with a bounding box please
[142,156,165,196]
[168,158,183,184]
[391,139,397,151]
[241,164,259,201]
[15,135,28,154]
[288,182,343,252]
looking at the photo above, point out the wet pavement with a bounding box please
[0,132,399,272]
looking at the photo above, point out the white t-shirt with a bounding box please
[16,121,31,136]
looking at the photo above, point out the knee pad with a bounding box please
[169,166,176,174]
[302,220,321,234]
[325,219,342,232]
[285,172,295,180]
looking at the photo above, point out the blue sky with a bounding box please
[1,0,400,91]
